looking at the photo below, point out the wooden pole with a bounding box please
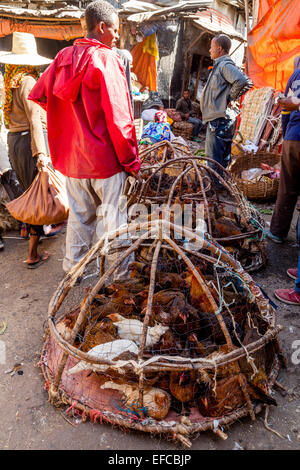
[244,0,250,34]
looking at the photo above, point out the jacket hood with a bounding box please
[52,38,107,102]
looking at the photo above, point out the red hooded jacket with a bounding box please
[29,38,140,179]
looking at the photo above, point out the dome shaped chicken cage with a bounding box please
[42,219,283,446]
[129,145,266,272]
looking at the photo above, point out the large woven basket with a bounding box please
[172,121,193,140]
[229,151,281,200]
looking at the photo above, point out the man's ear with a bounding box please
[97,21,106,35]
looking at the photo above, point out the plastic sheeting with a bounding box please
[257,0,274,23]
[0,20,83,41]
[247,0,300,91]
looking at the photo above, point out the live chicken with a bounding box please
[101,381,171,420]
[67,339,139,375]
[107,313,168,348]
[169,371,198,414]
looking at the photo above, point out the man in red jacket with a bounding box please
[29,0,140,273]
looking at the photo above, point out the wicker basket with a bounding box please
[229,151,281,200]
[172,121,193,140]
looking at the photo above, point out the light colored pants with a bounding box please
[63,172,131,277]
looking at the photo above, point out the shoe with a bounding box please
[0,236,3,251]
[274,288,300,305]
[43,222,65,237]
[266,230,284,244]
[287,268,298,280]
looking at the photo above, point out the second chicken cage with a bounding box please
[128,148,267,272]
[42,219,283,447]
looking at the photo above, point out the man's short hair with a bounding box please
[214,34,232,54]
[85,0,117,32]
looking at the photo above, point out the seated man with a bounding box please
[176,89,203,142]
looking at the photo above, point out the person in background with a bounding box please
[141,91,164,122]
[200,34,252,171]
[270,94,300,305]
[267,56,300,244]
[29,0,140,274]
[115,49,134,110]
[140,109,171,144]
[0,32,52,267]
[0,143,23,250]
[176,89,203,142]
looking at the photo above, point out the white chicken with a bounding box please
[101,381,171,420]
[107,313,169,348]
[67,339,138,375]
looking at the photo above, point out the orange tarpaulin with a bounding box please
[247,0,300,91]
[257,0,274,23]
[0,19,83,41]
[131,34,158,92]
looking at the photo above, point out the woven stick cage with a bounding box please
[129,146,266,272]
[42,219,283,447]
[138,139,189,167]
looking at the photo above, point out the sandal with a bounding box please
[27,252,50,269]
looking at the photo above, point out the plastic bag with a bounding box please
[6,165,69,225]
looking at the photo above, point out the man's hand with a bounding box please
[36,153,50,170]
[278,96,300,111]
[127,170,142,184]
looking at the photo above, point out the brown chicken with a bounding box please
[91,280,148,320]
[213,216,242,238]
[187,333,217,357]
[245,368,277,406]
[197,312,243,346]
[141,289,187,327]
[130,260,188,290]
[81,317,119,352]
[201,344,277,408]
[207,344,238,375]
[169,370,198,414]
[198,373,246,417]
[150,329,183,355]
[184,269,218,313]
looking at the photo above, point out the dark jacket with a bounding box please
[175,97,193,120]
[200,55,252,124]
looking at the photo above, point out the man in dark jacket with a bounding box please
[200,34,252,171]
[176,90,203,142]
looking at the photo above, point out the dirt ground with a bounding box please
[0,206,299,451]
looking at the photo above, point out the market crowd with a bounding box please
[0,0,299,306]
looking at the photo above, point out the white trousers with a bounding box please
[63,172,131,276]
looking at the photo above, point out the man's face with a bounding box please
[209,38,222,60]
[99,13,119,48]
[183,91,190,100]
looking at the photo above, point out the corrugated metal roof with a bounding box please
[0,5,83,20]
[126,1,211,22]
[192,8,245,39]
[120,1,160,13]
